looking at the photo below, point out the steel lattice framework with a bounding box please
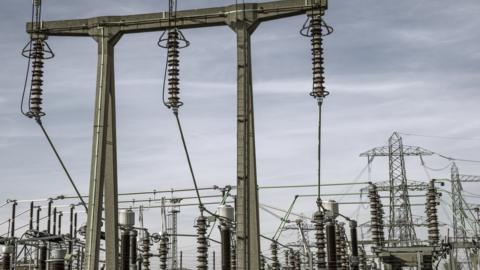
[450,163,480,269]
[451,163,468,246]
[361,132,433,247]
[387,133,417,246]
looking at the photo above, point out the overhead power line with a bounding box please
[399,132,480,142]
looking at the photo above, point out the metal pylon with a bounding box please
[450,163,473,269]
[360,132,434,247]
[451,163,467,244]
[387,132,417,246]
[170,200,180,269]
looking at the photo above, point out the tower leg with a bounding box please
[84,28,121,270]
[233,19,261,270]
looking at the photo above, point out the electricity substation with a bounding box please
[1,0,479,269]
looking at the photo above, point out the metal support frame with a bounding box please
[25,1,328,269]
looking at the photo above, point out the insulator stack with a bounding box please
[368,184,384,247]
[130,230,138,270]
[378,201,385,244]
[196,215,208,270]
[426,180,440,245]
[220,222,231,270]
[270,242,280,270]
[22,0,54,119]
[358,248,367,270]
[294,251,301,270]
[29,201,34,231]
[288,250,295,269]
[52,207,57,235]
[48,249,66,270]
[339,224,348,270]
[39,243,47,270]
[57,211,63,235]
[68,205,75,265]
[141,232,151,270]
[335,223,344,270]
[313,210,327,270]
[260,254,266,270]
[325,221,337,270]
[36,207,41,232]
[422,255,434,270]
[78,247,85,270]
[2,253,11,270]
[309,15,329,101]
[29,38,46,118]
[11,201,17,238]
[285,250,289,268]
[158,235,168,270]
[121,230,130,270]
[231,240,236,270]
[166,30,182,110]
[349,220,359,270]
[2,246,12,270]
[47,200,52,235]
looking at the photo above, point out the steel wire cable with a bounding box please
[316,100,323,206]
[337,162,370,203]
[21,0,54,119]
[399,132,480,142]
[420,157,453,172]
[0,209,30,227]
[419,155,433,181]
[0,201,10,209]
[0,213,50,237]
[158,0,225,220]
[173,112,206,215]
[0,219,11,228]
[439,190,477,231]
[434,152,480,163]
[460,190,480,197]
[36,120,88,212]
[19,0,87,214]
[206,189,232,238]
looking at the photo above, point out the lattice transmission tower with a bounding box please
[450,163,480,269]
[451,163,468,246]
[360,132,433,247]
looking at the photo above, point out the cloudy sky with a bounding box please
[1,0,480,268]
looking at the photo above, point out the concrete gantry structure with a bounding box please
[25,1,328,269]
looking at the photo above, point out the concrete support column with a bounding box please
[84,27,122,270]
[229,10,260,270]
